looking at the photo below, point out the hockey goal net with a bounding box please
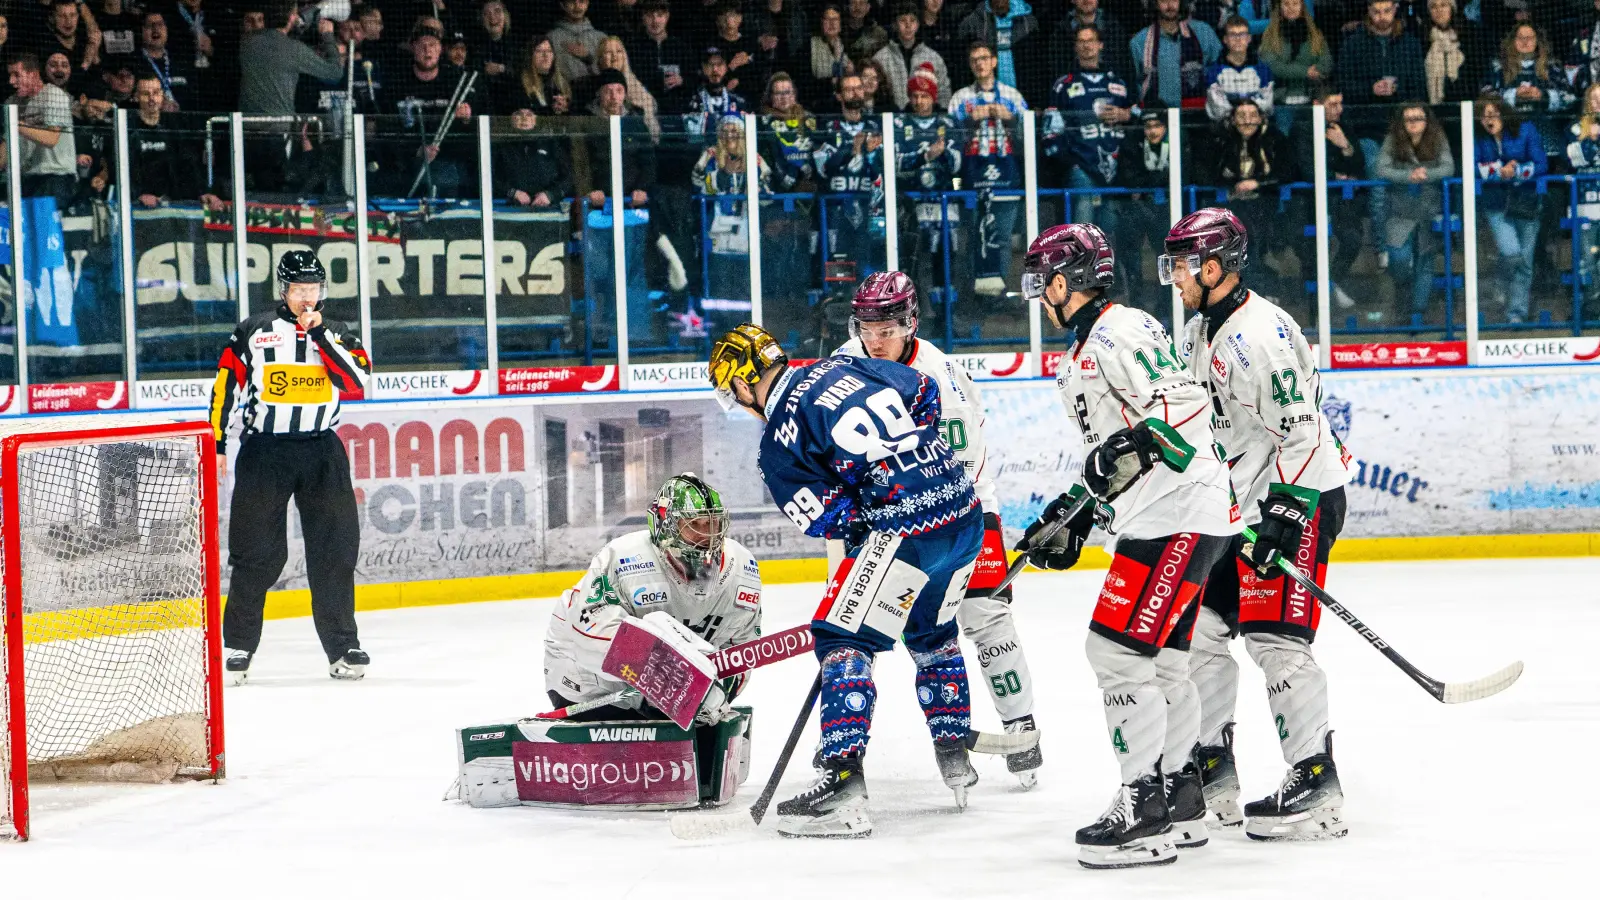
[0,416,223,842]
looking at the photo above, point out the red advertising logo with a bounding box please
[1329,342,1466,369]
[1041,351,1066,377]
[512,740,699,806]
[499,365,619,395]
[29,381,129,413]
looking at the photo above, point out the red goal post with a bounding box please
[0,416,224,842]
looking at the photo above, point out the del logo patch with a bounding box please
[1211,353,1228,381]
[1079,356,1099,379]
[262,365,332,404]
[252,331,286,349]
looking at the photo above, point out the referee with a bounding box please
[211,251,372,683]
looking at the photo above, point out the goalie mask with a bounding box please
[647,473,730,581]
[277,250,328,310]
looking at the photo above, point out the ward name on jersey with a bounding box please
[544,531,762,705]
[1179,289,1352,518]
[759,355,977,541]
[835,337,997,513]
[1056,301,1238,542]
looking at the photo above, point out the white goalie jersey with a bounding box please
[1054,303,1240,543]
[1179,291,1352,521]
[543,530,762,705]
[834,337,998,513]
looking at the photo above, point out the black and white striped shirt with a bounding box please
[209,306,370,454]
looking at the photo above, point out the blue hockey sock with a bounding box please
[819,647,876,761]
[913,639,972,745]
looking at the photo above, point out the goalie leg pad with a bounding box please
[1086,632,1165,783]
[1245,633,1330,766]
[819,646,876,761]
[911,636,972,745]
[1189,605,1240,748]
[1154,647,1200,776]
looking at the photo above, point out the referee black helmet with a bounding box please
[277,250,327,308]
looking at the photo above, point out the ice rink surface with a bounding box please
[5,558,1593,897]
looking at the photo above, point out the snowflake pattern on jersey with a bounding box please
[913,639,972,745]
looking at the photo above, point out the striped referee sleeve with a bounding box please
[309,323,371,394]
[210,326,250,454]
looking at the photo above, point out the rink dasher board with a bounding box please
[455,708,753,811]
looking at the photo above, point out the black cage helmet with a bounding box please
[277,250,327,309]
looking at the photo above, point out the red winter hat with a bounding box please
[907,63,938,102]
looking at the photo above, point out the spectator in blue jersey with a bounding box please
[812,71,886,277]
[1474,94,1547,326]
[1114,103,1173,314]
[686,46,749,139]
[956,0,1041,101]
[949,40,1027,301]
[1206,15,1275,121]
[1566,82,1600,319]
[1208,97,1300,301]
[1045,24,1133,229]
[758,71,819,320]
[894,63,960,292]
[760,72,819,191]
[1258,0,1333,132]
[873,3,950,111]
[1483,23,1575,156]
[1130,0,1220,109]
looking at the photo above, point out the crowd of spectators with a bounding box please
[8,0,1600,330]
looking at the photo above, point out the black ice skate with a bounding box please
[1245,732,1346,842]
[1076,773,1177,869]
[329,648,370,680]
[1003,715,1043,790]
[1196,722,1242,827]
[934,741,979,809]
[776,756,871,838]
[1165,759,1209,849]
[224,648,252,686]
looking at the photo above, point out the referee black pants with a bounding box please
[224,431,362,663]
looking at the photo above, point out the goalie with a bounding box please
[543,473,762,722]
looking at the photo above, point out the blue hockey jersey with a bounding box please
[757,355,978,542]
[1044,69,1133,184]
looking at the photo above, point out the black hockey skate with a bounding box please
[1076,773,1177,869]
[329,648,370,680]
[1165,759,1209,849]
[776,756,872,839]
[224,649,252,686]
[934,741,979,809]
[1003,715,1043,790]
[1196,722,1242,827]
[1244,732,1346,842]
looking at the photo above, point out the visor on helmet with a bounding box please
[1020,271,1048,301]
[1157,253,1203,286]
[848,314,915,342]
[713,383,740,412]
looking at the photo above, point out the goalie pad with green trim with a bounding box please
[450,709,753,811]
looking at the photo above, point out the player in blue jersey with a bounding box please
[709,323,985,838]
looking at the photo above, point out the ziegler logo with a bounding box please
[897,588,916,611]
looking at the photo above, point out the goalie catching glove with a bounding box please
[1017,485,1096,570]
[1242,490,1313,576]
[1083,419,1195,502]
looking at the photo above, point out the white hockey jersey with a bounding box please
[1179,290,1352,523]
[1054,302,1240,544]
[543,531,762,705]
[834,337,999,513]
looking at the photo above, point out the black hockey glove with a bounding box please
[1015,487,1095,570]
[1244,492,1313,576]
[1084,422,1162,502]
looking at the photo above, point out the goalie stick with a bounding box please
[1244,526,1524,704]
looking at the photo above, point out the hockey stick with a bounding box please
[533,688,639,720]
[986,491,1095,598]
[1243,526,1524,704]
[669,673,821,840]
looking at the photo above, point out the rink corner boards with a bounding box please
[235,532,1600,623]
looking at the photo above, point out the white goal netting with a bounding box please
[0,416,219,840]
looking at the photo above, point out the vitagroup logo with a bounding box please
[512,739,699,806]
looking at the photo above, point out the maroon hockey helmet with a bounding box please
[849,271,919,342]
[1021,223,1115,301]
[1160,207,1249,285]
